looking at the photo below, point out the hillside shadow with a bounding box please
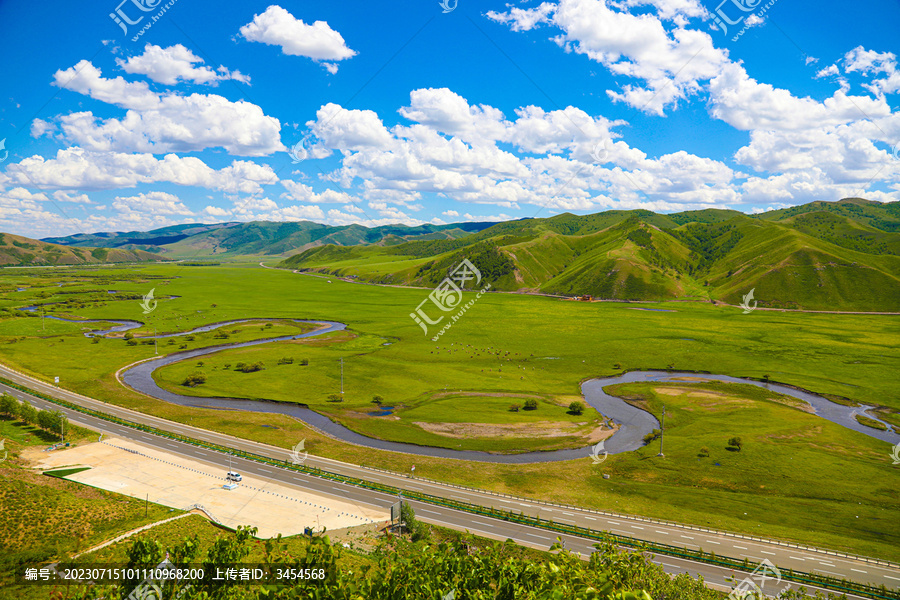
[0,415,61,443]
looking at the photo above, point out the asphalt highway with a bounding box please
[2,362,896,598]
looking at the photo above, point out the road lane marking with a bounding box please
[606,520,621,525]
[850,569,867,574]
[631,525,644,530]
[419,509,441,515]
[562,512,574,516]
[258,468,272,473]
[789,556,805,561]
[734,545,747,550]
[680,535,694,540]
[885,575,900,582]
[705,540,720,545]
[584,517,596,521]
[470,521,494,528]
[760,551,775,556]
[818,562,835,567]
[524,532,546,539]
[655,530,669,535]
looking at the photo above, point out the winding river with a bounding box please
[21,310,900,462]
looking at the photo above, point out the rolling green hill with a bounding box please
[0,232,162,266]
[280,199,900,311]
[755,197,900,232]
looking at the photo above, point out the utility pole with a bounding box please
[657,406,666,457]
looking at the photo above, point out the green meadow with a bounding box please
[0,263,897,560]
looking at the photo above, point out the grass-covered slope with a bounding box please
[281,200,900,311]
[0,232,162,266]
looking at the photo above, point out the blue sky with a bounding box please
[0,0,898,238]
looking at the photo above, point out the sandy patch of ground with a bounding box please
[686,391,726,399]
[585,424,618,443]
[27,438,388,539]
[655,387,686,396]
[414,420,612,442]
[430,391,544,401]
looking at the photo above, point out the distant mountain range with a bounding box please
[279,198,900,312]
[42,221,496,257]
[0,232,161,266]
[10,197,900,310]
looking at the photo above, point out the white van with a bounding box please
[226,471,242,482]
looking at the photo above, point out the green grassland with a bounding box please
[598,381,897,552]
[0,263,896,561]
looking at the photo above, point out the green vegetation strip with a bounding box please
[43,467,91,478]
[3,375,896,600]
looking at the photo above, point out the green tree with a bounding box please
[568,401,585,415]
[37,409,53,432]
[18,399,38,425]
[698,446,710,458]
[399,501,430,542]
[727,436,743,451]
[523,398,538,410]
[0,394,18,418]
[182,372,207,387]
[372,395,383,405]
[642,429,661,445]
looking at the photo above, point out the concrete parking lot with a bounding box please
[30,438,388,538]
